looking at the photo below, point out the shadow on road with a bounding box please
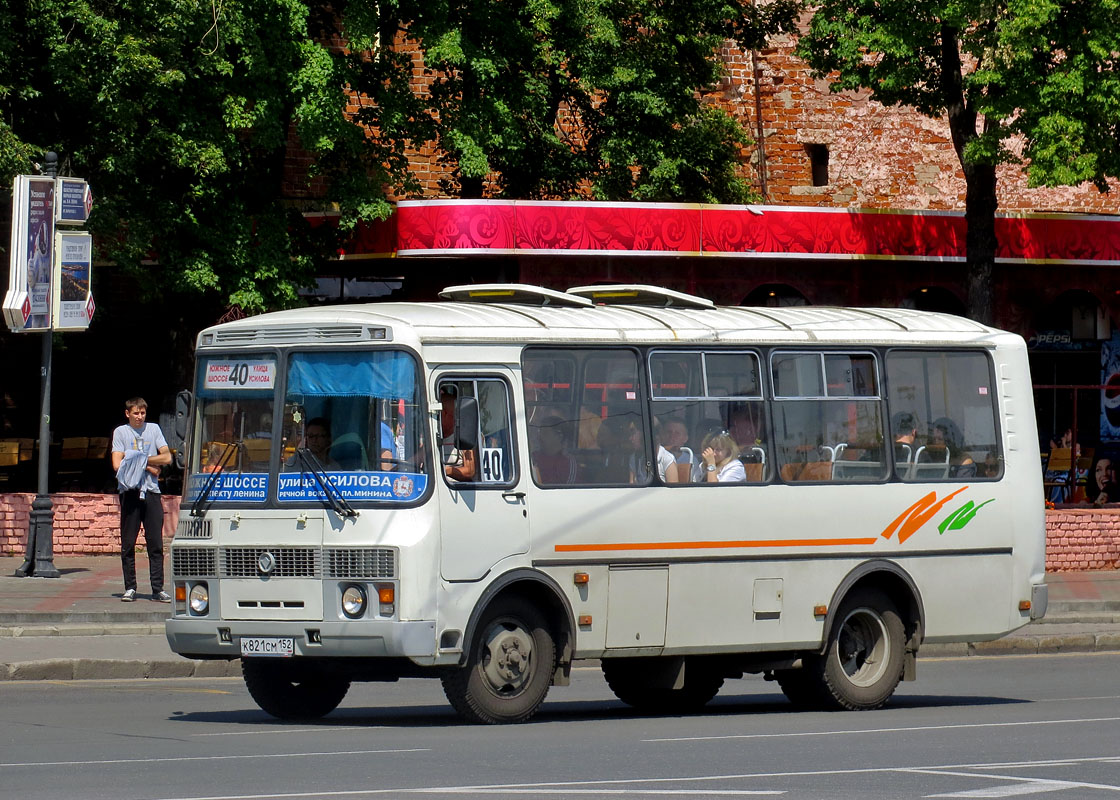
[166,690,1027,729]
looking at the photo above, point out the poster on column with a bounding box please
[3,175,55,332]
[51,231,94,331]
[1101,330,1120,443]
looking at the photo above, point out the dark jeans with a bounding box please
[119,490,165,593]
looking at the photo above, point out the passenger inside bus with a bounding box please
[930,417,975,478]
[651,418,678,483]
[892,411,920,466]
[700,430,746,483]
[729,405,766,463]
[659,415,700,482]
[587,416,637,484]
[440,386,477,482]
[529,416,579,485]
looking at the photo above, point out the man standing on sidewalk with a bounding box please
[111,397,172,602]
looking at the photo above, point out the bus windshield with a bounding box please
[187,350,428,505]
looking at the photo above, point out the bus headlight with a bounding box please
[341,584,367,619]
[189,583,209,615]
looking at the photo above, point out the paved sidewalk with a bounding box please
[2,555,1120,680]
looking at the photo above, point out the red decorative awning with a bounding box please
[325,200,1120,265]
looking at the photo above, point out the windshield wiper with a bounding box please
[296,448,359,519]
[189,441,241,518]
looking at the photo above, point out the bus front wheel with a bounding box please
[812,587,905,710]
[242,658,350,720]
[441,599,556,724]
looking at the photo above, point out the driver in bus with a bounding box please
[304,417,341,469]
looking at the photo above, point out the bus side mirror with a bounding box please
[456,396,479,451]
[173,390,192,469]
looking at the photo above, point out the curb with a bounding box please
[922,633,1120,657]
[2,658,242,681]
[2,635,1119,682]
[0,624,166,637]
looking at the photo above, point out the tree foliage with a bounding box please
[337,0,799,202]
[0,1,797,312]
[0,0,354,312]
[796,0,1120,323]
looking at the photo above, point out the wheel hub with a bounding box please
[837,607,888,688]
[481,622,534,693]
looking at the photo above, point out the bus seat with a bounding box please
[779,463,804,482]
[242,439,271,470]
[742,462,764,483]
[798,461,833,481]
[330,434,367,471]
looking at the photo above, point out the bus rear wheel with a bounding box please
[812,587,905,710]
[242,658,350,720]
[441,599,556,724]
[602,658,724,714]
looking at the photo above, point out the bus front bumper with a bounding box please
[165,617,437,660]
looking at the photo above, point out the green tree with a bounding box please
[337,0,798,203]
[797,0,1120,324]
[0,0,357,313]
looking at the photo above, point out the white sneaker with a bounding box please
[153,590,172,603]
[121,589,137,602]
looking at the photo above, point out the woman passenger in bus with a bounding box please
[700,431,746,483]
[931,417,975,478]
[530,416,578,484]
[440,387,477,481]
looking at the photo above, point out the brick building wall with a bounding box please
[0,494,180,556]
[1046,508,1120,572]
[291,24,1119,214]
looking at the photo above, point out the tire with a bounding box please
[242,658,350,720]
[602,658,724,714]
[441,598,556,724]
[814,587,905,710]
[774,668,825,710]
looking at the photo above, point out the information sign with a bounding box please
[52,232,94,331]
[56,179,93,225]
[3,176,55,332]
[203,360,276,390]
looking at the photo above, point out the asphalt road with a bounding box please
[3,652,1120,800]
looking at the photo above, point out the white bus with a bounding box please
[165,283,1047,724]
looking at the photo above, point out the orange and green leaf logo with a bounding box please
[879,487,993,543]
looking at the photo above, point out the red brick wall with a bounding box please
[0,494,180,556]
[1046,508,1120,572]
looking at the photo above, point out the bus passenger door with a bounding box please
[435,373,529,582]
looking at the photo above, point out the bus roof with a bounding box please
[198,284,1008,350]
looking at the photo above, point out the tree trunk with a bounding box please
[963,161,997,326]
[940,24,997,326]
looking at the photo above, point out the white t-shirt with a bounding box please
[112,422,168,495]
[717,460,746,483]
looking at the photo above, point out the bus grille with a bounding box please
[221,547,322,578]
[325,548,396,579]
[172,547,217,577]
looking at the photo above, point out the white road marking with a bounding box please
[645,716,1120,742]
[192,727,371,737]
[0,748,428,768]
[909,768,1119,795]
[926,785,1076,797]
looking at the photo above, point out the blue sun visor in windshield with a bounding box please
[286,351,416,400]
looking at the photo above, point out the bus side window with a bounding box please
[439,378,516,486]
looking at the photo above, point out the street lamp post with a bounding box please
[15,151,60,579]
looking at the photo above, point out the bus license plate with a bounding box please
[240,637,294,657]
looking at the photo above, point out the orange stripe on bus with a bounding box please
[554,538,879,552]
